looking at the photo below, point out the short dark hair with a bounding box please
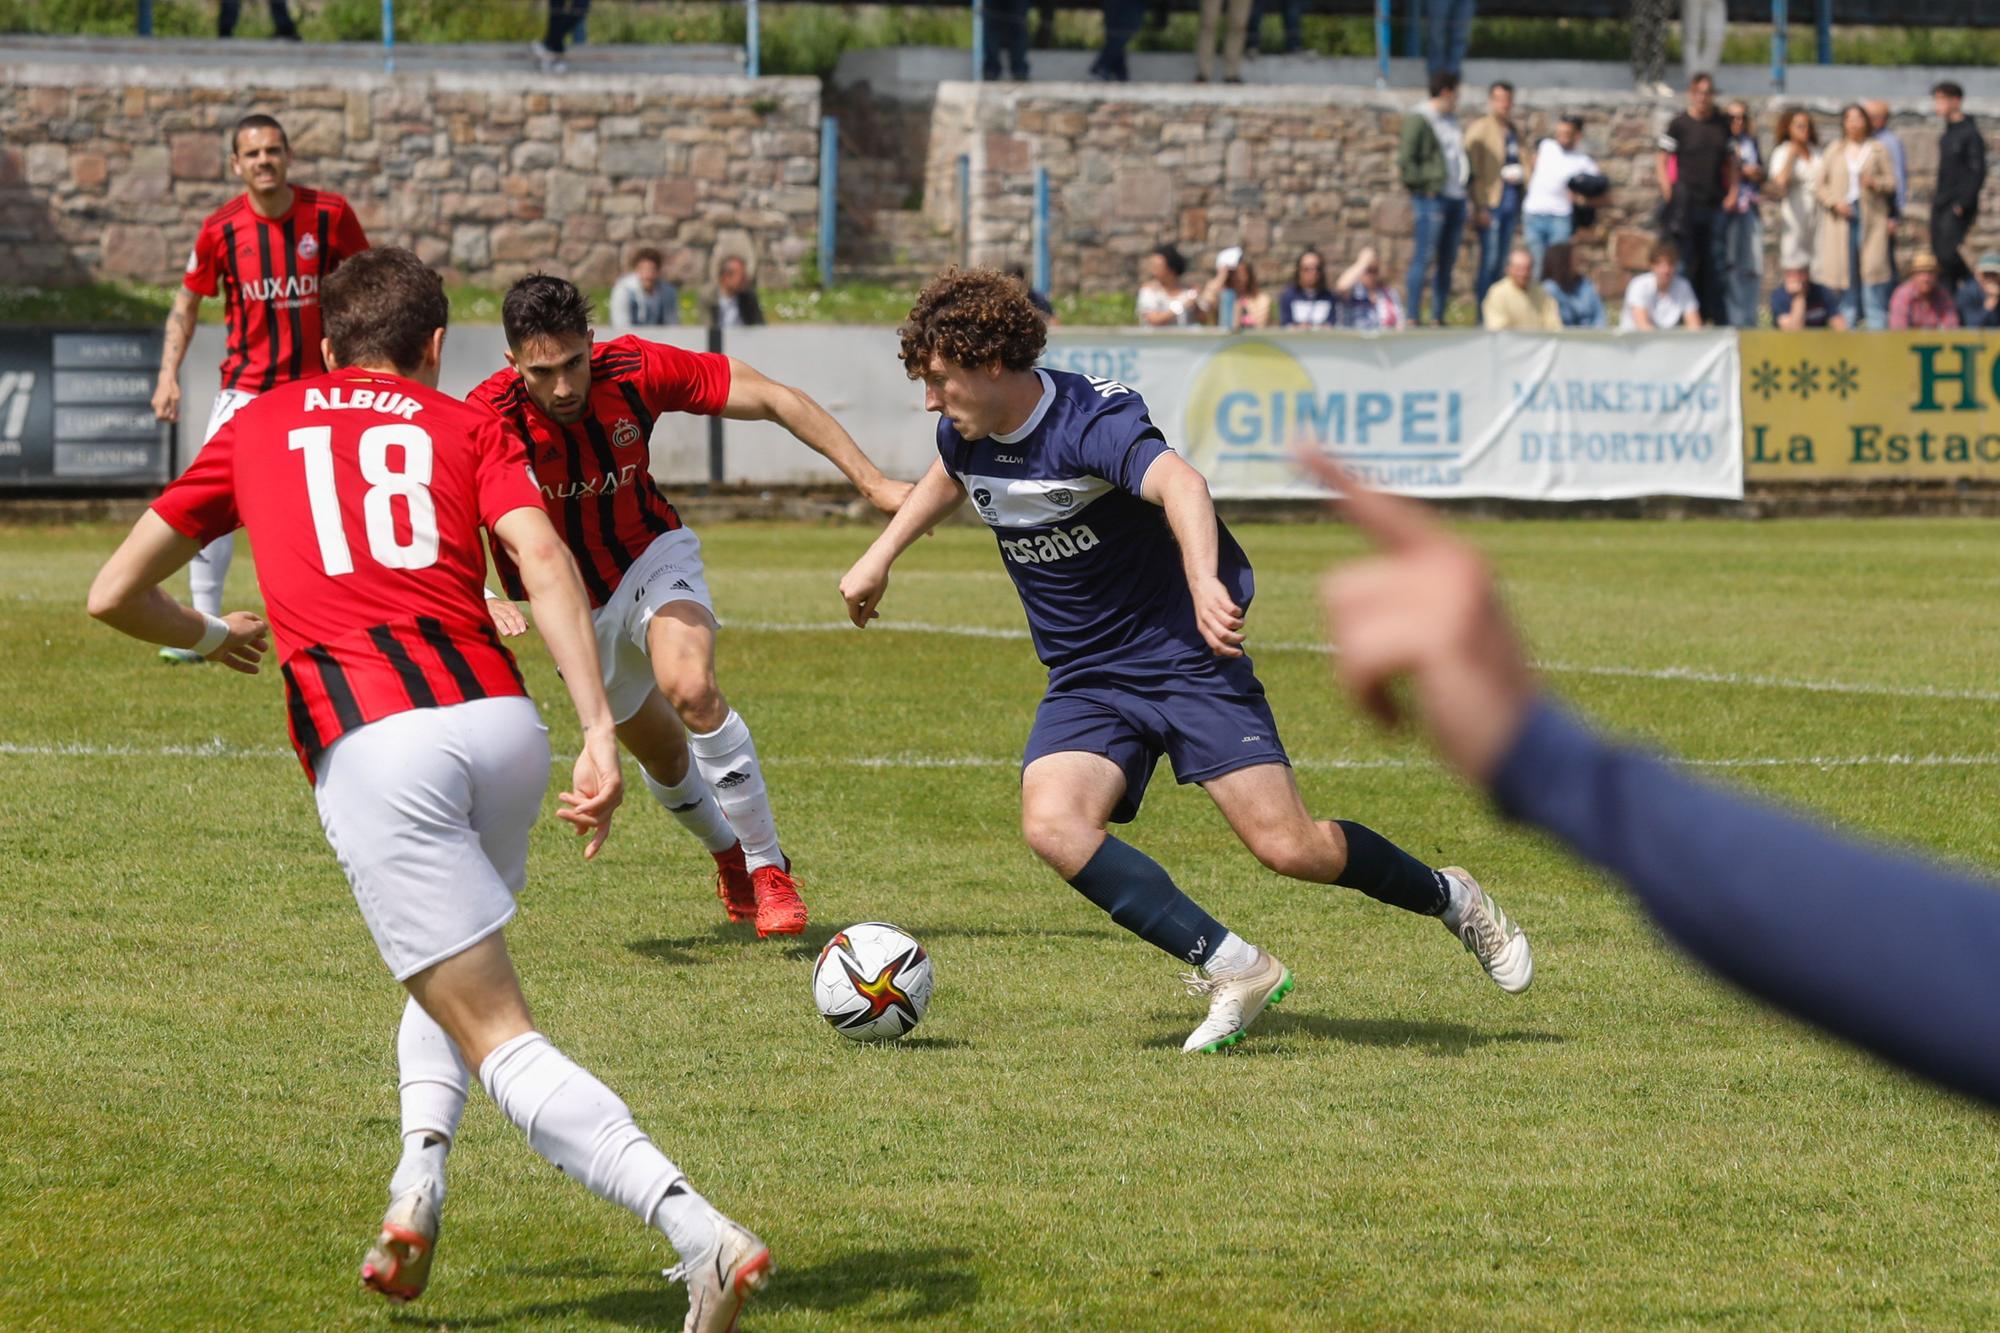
[1559,114,1585,132]
[231,113,288,155]
[1648,239,1679,267]
[1934,80,1965,101]
[632,247,663,268]
[320,247,447,374]
[899,267,1047,377]
[1489,80,1514,97]
[1151,243,1188,279]
[1429,70,1460,99]
[1688,71,1714,91]
[502,273,593,347]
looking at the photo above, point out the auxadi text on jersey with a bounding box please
[239,273,319,305]
[999,523,1099,566]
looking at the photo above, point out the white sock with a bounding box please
[1203,930,1256,978]
[687,709,781,872]
[188,532,234,617]
[642,763,739,855]
[478,1031,713,1260]
[1438,871,1475,930]
[392,997,467,1202]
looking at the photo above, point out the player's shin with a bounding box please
[687,709,782,870]
[1066,835,1235,969]
[1332,820,1452,916]
[392,997,467,1204]
[477,1030,721,1263]
[641,764,739,854]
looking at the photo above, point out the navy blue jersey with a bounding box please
[938,369,1253,686]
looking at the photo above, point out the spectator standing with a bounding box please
[1932,81,1986,292]
[1333,248,1405,330]
[1958,252,2000,328]
[1767,106,1821,273]
[1196,0,1253,84]
[1814,103,1895,330]
[1521,116,1600,278]
[1621,240,1704,330]
[218,1,299,38]
[1247,0,1305,55]
[1865,98,1908,283]
[1400,72,1470,326]
[1482,248,1560,330]
[1722,100,1764,329]
[1089,0,1146,82]
[532,0,590,73]
[1656,73,1736,326]
[1888,251,1962,330]
[1629,0,1672,96]
[1278,249,1337,327]
[1681,0,1725,81]
[1201,251,1273,329]
[1467,82,1527,306]
[1424,0,1474,81]
[1136,244,1200,326]
[1769,264,1847,330]
[983,0,1031,80]
[1540,242,1607,328]
[608,248,679,328]
[702,254,766,328]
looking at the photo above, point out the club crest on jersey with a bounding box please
[611,417,642,448]
[296,232,318,262]
[1048,487,1074,509]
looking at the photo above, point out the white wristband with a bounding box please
[191,612,231,657]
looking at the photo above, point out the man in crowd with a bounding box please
[1621,240,1704,331]
[701,255,765,329]
[1467,81,1526,307]
[1888,250,1961,329]
[1866,99,1909,285]
[1932,81,1986,293]
[1656,72,1736,326]
[1956,252,2000,328]
[1522,115,1598,279]
[1770,264,1847,330]
[1481,247,1559,330]
[983,0,1032,80]
[1424,0,1474,80]
[1722,99,1765,328]
[610,247,679,328]
[1400,71,1470,326]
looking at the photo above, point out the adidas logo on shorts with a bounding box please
[715,769,751,789]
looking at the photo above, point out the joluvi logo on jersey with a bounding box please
[612,418,642,448]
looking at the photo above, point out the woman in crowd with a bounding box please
[1277,248,1337,327]
[1540,242,1606,328]
[1521,115,1600,279]
[1332,247,1405,330]
[1767,105,1821,279]
[1814,103,1896,330]
[1135,244,1200,326]
[1200,249,1274,329]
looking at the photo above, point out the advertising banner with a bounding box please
[1741,330,2000,481]
[1041,329,1742,500]
[0,328,171,489]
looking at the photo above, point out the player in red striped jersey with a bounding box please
[151,113,370,665]
[469,274,913,939]
[90,250,772,1332]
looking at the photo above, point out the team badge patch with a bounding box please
[1048,487,1074,508]
[611,418,642,448]
[296,232,318,261]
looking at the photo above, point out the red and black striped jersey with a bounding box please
[465,335,731,608]
[182,186,370,394]
[150,367,544,780]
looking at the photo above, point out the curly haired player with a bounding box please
[840,268,1533,1053]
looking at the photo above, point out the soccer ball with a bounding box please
[811,922,933,1042]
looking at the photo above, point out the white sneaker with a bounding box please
[530,39,568,73]
[1180,947,1293,1053]
[667,1214,774,1333]
[360,1183,440,1305]
[1442,867,1532,994]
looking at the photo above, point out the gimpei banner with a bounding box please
[1040,329,1743,501]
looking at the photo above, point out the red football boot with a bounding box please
[713,842,758,923]
[751,859,806,938]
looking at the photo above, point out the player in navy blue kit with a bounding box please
[841,269,1534,1052]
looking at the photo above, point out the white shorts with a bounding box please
[204,387,256,445]
[595,527,716,725]
[313,695,550,981]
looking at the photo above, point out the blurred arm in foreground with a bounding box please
[1305,452,2000,1110]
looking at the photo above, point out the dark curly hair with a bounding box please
[898,267,1047,379]
[502,272,593,348]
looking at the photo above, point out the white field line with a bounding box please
[731,619,2000,705]
[6,739,2000,773]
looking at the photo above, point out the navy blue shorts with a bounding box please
[1022,660,1291,824]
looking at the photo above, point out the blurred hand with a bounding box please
[206,611,269,675]
[1190,575,1245,658]
[1299,451,1537,785]
[866,477,916,517]
[557,726,622,860]
[152,376,181,424]
[486,596,528,637]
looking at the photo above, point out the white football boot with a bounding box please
[1442,867,1533,994]
[667,1213,774,1333]
[1181,947,1294,1053]
[360,1183,440,1304]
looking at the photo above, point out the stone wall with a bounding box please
[0,59,822,290]
[930,81,2000,309]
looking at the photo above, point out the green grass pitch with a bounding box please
[3,515,1998,1330]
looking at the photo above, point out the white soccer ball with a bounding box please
[811,922,933,1042]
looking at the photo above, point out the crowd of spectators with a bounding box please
[1130,73,1988,336]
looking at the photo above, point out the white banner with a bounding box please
[1040,329,1743,501]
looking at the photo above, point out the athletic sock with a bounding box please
[1202,930,1256,978]
[392,997,467,1202]
[478,1031,708,1259]
[188,533,233,617]
[1066,835,1230,969]
[1333,820,1450,916]
[687,709,782,872]
[641,763,739,855]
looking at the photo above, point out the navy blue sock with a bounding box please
[1334,821,1449,916]
[1067,835,1228,967]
